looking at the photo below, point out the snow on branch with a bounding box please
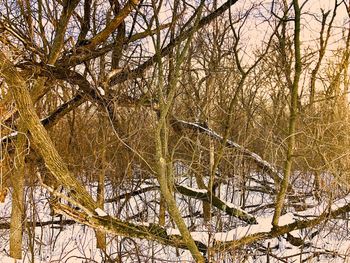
[173,119,283,183]
[105,183,257,224]
[0,131,18,144]
[212,197,350,251]
[108,196,350,253]
[176,185,257,224]
[52,202,208,253]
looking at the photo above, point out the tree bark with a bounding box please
[9,121,26,259]
[272,0,301,227]
[95,116,107,250]
[0,51,98,213]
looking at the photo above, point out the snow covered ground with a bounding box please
[1,176,350,262]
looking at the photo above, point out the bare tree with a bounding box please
[1,0,350,262]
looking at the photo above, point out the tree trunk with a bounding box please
[0,51,98,213]
[272,0,301,227]
[159,195,166,226]
[96,117,106,250]
[9,121,26,259]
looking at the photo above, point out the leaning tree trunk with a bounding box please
[0,51,98,213]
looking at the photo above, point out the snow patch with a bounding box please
[180,185,207,194]
[0,131,18,142]
[97,86,105,95]
[214,213,295,242]
[221,200,245,212]
[95,208,108,216]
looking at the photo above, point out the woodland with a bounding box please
[1,0,350,262]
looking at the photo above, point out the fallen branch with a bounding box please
[172,119,283,184]
[176,185,257,224]
[52,202,208,253]
[105,183,257,224]
[213,200,350,252]
[0,219,76,229]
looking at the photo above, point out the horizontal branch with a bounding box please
[176,185,257,224]
[213,199,350,252]
[51,193,350,255]
[105,183,256,224]
[0,219,76,229]
[52,202,208,253]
